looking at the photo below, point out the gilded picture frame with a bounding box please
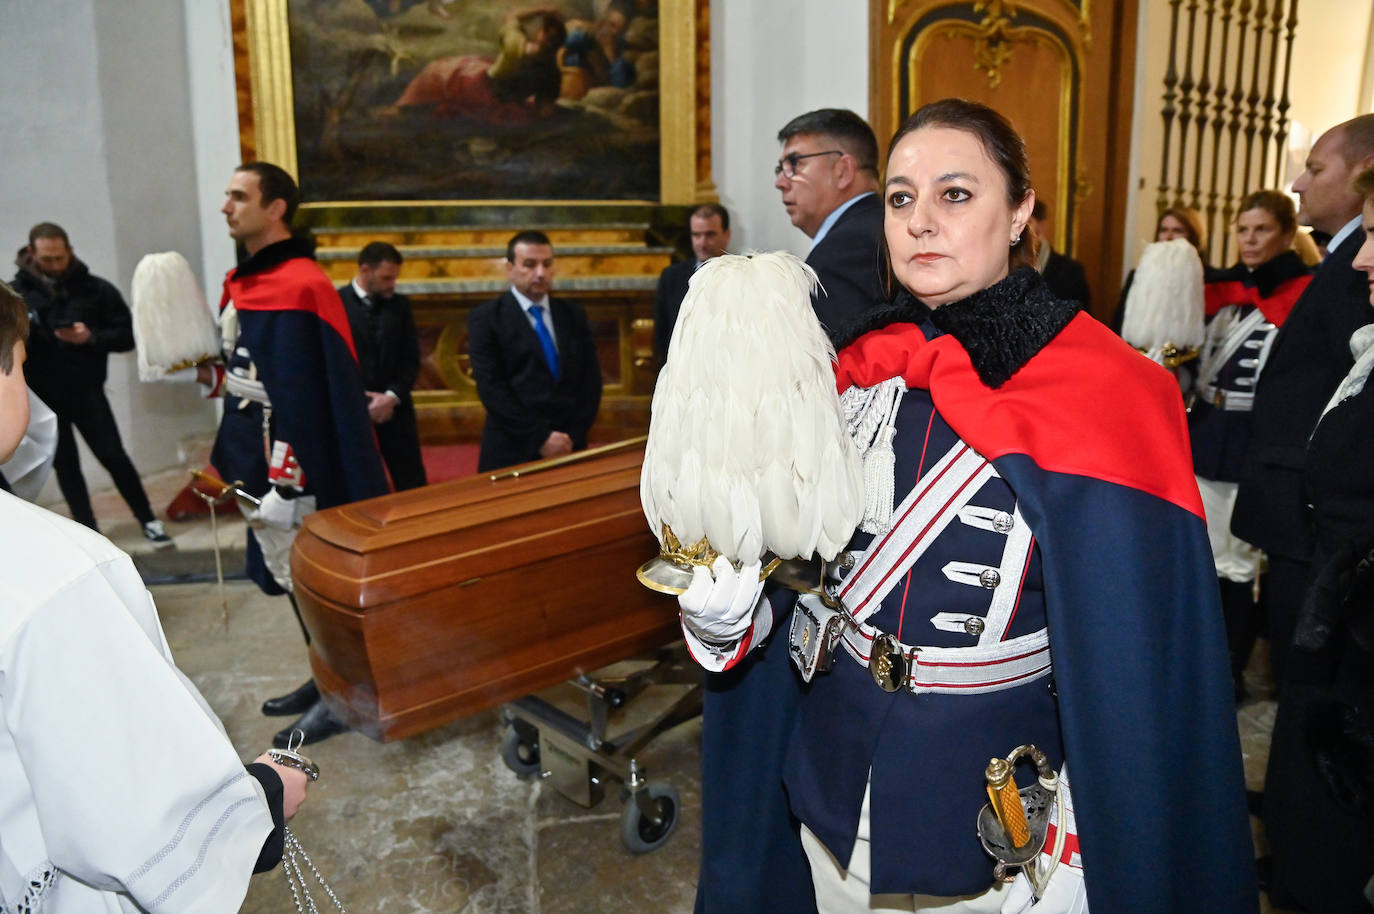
[236,0,710,208]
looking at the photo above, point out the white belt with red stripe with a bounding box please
[840,624,1052,695]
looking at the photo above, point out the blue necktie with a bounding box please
[529,304,560,379]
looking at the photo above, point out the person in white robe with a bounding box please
[0,279,307,913]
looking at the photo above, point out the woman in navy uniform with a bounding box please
[1189,190,1312,701]
[678,100,1257,913]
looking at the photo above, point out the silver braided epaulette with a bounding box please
[840,376,906,534]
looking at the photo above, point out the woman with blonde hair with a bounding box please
[1156,205,1209,253]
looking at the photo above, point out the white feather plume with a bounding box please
[1120,238,1206,351]
[641,251,865,564]
[130,252,220,381]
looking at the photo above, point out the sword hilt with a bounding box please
[986,757,1031,848]
[189,469,260,512]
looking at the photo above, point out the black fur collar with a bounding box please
[1218,249,1311,299]
[927,267,1080,388]
[836,267,1079,389]
[233,235,317,278]
[832,289,931,350]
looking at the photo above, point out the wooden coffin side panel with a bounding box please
[290,442,682,741]
[307,445,648,552]
[298,530,675,741]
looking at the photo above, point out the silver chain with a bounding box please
[282,827,347,913]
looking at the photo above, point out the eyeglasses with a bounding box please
[774,149,843,178]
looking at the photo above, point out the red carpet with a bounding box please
[420,444,481,483]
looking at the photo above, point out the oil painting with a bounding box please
[285,0,662,202]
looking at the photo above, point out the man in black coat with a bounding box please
[1232,114,1374,686]
[1236,119,1374,914]
[10,223,170,546]
[467,230,602,473]
[774,108,885,343]
[1028,199,1091,309]
[654,202,731,366]
[339,241,427,490]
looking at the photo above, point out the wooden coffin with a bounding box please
[290,440,676,741]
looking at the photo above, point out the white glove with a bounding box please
[678,555,766,644]
[254,524,297,592]
[251,494,316,591]
[250,488,299,531]
[1001,765,1087,914]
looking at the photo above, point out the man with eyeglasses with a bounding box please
[688,114,888,914]
[774,108,885,343]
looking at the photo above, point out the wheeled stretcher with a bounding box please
[500,644,701,853]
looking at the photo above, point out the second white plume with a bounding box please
[1120,237,1206,353]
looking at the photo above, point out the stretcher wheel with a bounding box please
[619,781,680,854]
[500,724,541,779]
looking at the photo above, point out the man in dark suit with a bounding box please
[1232,114,1374,685]
[1028,199,1091,309]
[1231,116,1374,914]
[338,241,427,490]
[467,230,602,473]
[653,202,731,366]
[774,108,884,343]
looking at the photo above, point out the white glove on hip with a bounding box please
[678,555,766,644]
[251,488,300,531]
[1001,764,1087,914]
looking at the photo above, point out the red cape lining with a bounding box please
[1203,273,1311,325]
[222,258,359,361]
[834,313,1204,518]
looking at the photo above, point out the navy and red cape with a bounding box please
[214,241,389,594]
[834,312,1258,912]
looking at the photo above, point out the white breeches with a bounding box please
[1196,476,1264,583]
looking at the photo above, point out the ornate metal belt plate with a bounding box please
[869,632,908,692]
